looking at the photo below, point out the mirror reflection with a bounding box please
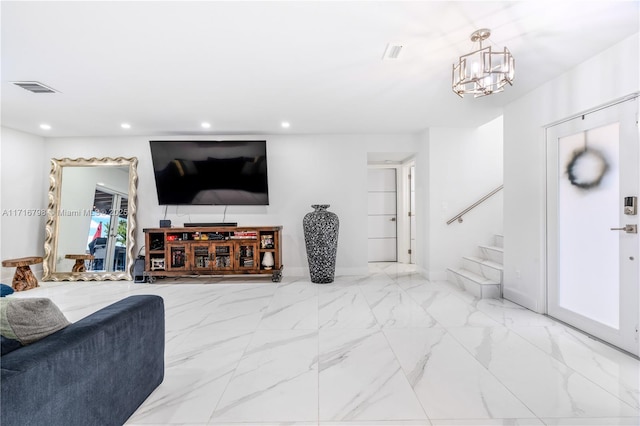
[57,167,129,272]
[87,187,129,272]
[43,157,138,281]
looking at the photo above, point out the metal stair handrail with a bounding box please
[446,184,503,225]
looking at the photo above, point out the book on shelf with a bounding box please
[230,230,258,239]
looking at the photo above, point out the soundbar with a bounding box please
[184,222,238,227]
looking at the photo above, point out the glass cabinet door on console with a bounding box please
[190,243,212,271]
[167,243,188,271]
[211,243,234,271]
[235,242,258,271]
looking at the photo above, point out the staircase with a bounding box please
[446,234,503,299]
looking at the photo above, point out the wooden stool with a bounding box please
[1,256,43,292]
[65,254,94,273]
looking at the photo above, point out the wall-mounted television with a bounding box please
[149,140,269,205]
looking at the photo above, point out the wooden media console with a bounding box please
[143,226,283,282]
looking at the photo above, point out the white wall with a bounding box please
[1,126,501,283]
[423,117,504,280]
[42,134,422,277]
[503,33,640,311]
[0,127,48,282]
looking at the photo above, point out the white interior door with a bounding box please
[368,168,397,262]
[547,97,639,356]
[409,164,416,264]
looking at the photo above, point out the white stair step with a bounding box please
[462,256,503,283]
[478,245,504,265]
[494,234,504,249]
[446,268,501,299]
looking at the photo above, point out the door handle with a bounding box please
[610,224,638,234]
[390,217,396,222]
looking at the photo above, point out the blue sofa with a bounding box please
[1,295,165,426]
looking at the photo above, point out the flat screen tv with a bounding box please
[149,140,269,205]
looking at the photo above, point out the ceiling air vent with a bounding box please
[12,81,58,94]
[382,43,403,60]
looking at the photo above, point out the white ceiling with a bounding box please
[2,1,638,138]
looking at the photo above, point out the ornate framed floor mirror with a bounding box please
[42,157,138,281]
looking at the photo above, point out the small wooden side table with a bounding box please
[1,256,43,292]
[65,254,94,273]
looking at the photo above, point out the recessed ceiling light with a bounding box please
[201,122,211,129]
[121,123,131,129]
[40,124,51,130]
[281,122,291,128]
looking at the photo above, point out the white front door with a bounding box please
[368,168,398,262]
[546,97,639,356]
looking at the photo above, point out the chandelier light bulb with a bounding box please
[472,62,480,76]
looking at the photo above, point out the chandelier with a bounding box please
[452,29,515,98]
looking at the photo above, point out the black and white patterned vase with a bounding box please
[303,204,339,284]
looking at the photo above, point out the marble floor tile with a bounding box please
[210,330,319,423]
[364,289,440,328]
[322,421,431,426]
[319,329,427,422]
[475,298,559,327]
[384,328,535,419]
[390,271,457,293]
[510,325,640,410]
[18,263,639,426]
[448,327,639,418]
[430,420,544,426]
[128,329,253,424]
[413,291,502,328]
[358,278,404,296]
[211,423,318,426]
[257,285,318,330]
[197,285,277,330]
[318,284,379,329]
[539,418,640,425]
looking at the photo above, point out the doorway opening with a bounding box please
[367,153,416,264]
[88,187,129,272]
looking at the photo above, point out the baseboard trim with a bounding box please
[284,266,370,279]
[503,286,539,312]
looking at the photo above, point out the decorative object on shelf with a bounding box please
[303,204,339,284]
[452,28,514,98]
[150,258,165,271]
[261,234,274,249]
[261,251,275,270]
